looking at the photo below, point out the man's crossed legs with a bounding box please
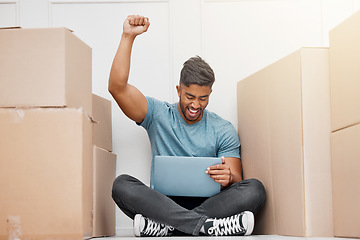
[112,174,266,237]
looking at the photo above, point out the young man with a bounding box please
[109,15,266,237]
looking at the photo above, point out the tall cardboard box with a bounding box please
[0,28,92,116]
[92,94,112,152]
[237,48,333,237]
[331,123,360,238]
[329,10,360,238]
[329,10,360,132]
[0,108,93,240]
[93,146,116,237]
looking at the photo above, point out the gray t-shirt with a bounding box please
[139,97,240,175]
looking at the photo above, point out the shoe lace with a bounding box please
[207,214,245,236]
[142,218,174,237]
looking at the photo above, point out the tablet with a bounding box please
[150,156,222,197]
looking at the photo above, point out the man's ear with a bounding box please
[176,85,181,97]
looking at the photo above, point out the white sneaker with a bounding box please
[203,211,255,236]
[133,214,174,237]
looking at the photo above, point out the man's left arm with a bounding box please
[206,156,243,188]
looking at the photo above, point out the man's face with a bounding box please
[176,84,212,124]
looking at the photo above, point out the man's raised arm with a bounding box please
[109,15,150,123]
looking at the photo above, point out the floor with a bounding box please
[94,235,357,240]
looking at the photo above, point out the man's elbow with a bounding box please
[108,73,127,95]
[108,79,122,96]
[108,70,120,95]
[108,82,115,96]
[108,80,128,102]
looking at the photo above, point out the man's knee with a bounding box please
[246,178,266,196]
[245,178,266,211]
[112,174,133,201]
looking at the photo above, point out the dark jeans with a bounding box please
[112,174,266,236]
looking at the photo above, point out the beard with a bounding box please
[178,97,203,123]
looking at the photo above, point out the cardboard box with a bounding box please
[93,146,116,237]
[329,10,360,132]
[92,94,112,152]
[0,27,92,116]
[237,48,333,237]
[331,123,360,238]
[0,108,93,240]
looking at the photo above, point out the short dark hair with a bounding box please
[180,56,215,88]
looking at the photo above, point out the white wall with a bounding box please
[1,0,360,235]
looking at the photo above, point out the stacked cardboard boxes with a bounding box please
[329,10,360,239]
[0,28,115,239]
[237,10,360,238]
[92,94,116,237]
[237,48,333,237]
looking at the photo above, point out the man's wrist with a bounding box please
[122,33,136,41]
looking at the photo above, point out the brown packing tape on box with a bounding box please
[0,108,93,240]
